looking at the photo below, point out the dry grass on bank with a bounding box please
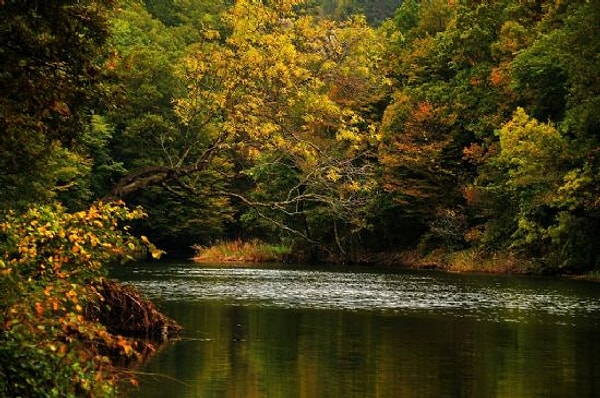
[442,249,532,274]
[193,240,533,274]
[380,249,532,274]
[192,239,291,263]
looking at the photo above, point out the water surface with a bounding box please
[111,262,600,397]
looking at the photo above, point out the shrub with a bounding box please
[0,201,162,397]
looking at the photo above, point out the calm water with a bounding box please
[110,262,600,398]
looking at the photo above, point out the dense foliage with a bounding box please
[0,202,160,396]
[0,1,163,396]
[316,0,403,25]
[378,0,600,272]
[2,0,600,393]
[0,0,115,210]
[3,0,595,268]
[90,0,599,271]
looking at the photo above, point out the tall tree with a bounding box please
[107,0,388,257]
[175,0,389,257]
[473,1,600,271]
[96,1,232,253]
[0,0,114,210]
[376,0,551,252]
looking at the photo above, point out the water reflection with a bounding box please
[112,263,600,398]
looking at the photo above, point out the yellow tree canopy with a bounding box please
[171,0,389,242]
[174,0,388,168]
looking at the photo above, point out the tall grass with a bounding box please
[192,239,291,263]
[442,249,532,273]
[380,248,532,274]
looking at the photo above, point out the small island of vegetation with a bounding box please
[193,239,291,263]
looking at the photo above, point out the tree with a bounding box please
[0,0,114,210]
[377,0,556,253]
[175,0,389,257]
[475,108,598,271]
[378,1,495,250]
[471,1,600,271]
[93,1,233,253]
[105,0,388,258]
[0,201,163,396]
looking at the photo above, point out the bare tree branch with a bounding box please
[218,190,317,243]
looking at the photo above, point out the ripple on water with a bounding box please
[121,265,600,325]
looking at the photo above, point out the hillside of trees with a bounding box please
[3,0,600,271]
[317,0,403,24]
[115,0,600,272]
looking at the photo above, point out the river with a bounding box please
[110,262,600,397]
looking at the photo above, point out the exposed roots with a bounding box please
[88,279,182,340]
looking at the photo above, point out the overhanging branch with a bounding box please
[105,133,227,199]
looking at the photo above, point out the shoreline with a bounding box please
[191,245,600,281]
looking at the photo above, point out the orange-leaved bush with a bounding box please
[0,201,162,397]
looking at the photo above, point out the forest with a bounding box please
[1,0,599,395]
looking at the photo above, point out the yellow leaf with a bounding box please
[325,168,341,182]
[151,248,164,260]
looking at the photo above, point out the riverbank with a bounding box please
[90,279,182,340]
[191,240,600,282]
[0,202,181,397]
[192,239,582,276]
[192,240,529,272]
[376,249,533,274]
[387,249,600,281]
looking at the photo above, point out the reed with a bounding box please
[192,239,291,263]
[443,249,531,274]
[379,248,532,274]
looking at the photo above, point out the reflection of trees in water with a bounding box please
[123,265,600,397]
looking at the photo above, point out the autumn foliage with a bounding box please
[3,3,600,394]
[0,201,167,396]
